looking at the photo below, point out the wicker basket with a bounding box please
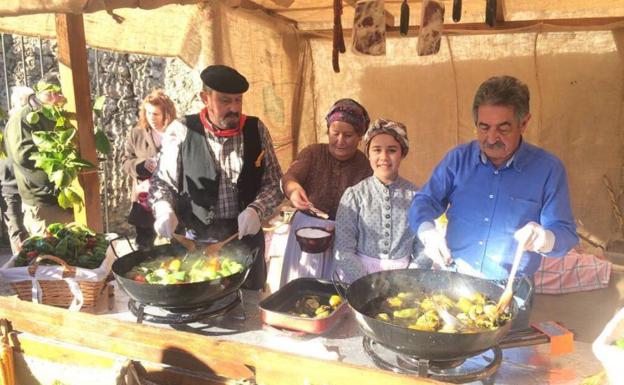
[10,255,107,309]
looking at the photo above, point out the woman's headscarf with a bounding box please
[364,118,410,157]
[325,98,370,136]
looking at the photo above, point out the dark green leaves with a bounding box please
[95,128,111,155]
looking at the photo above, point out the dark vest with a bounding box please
[179,114,264,226]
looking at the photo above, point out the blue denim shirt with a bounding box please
[408,140,578,280]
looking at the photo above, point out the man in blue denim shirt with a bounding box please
[408,76,578,327]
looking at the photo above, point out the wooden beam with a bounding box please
[55,13,103,232]
[13,333,230,385]
[496,0,506,23]
[301,15,624,36]
[227,0,299,26]
[0,297,446,385]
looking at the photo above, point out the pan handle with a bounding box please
[108,235,135,259]
[331,271,349,300]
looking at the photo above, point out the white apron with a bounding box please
[279,211,335,288]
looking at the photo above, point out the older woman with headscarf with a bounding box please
[334,118,427,283]
[279,98,373,287]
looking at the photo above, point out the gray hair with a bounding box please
[472,76,530,124]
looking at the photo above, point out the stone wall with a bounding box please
[0,34,201,236]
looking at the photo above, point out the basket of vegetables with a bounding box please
[0,222,113,310]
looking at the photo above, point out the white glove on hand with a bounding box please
[417,222,453,268]
[153,201,178,238]
[238,207,261,239]
[514,221,555,253]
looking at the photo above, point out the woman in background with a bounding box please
[334,118,426,283]
[122,89,177,249]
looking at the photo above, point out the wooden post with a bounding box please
[55,13,103,232]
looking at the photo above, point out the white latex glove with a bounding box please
[238,207,261,239]
[153,201,178,238]
[417,222,453,268]
[514,221,555,253]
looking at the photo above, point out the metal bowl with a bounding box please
[295,226,334,253]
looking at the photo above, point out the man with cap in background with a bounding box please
[150,64,284,290]
[5,74,74,237]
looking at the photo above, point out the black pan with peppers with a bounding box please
[14,222,109,269]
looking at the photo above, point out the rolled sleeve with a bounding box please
[249,120,284,220]
[540,161,579,257]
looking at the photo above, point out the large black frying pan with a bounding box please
[335,269,518,361]
[110,237,254,309]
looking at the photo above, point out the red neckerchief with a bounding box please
[199,108,246,137]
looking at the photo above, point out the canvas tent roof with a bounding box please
[2,1,624,65]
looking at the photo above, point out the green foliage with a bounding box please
[92,95,111,156]
[95,127,111,154]
[28,84,108,209]
[14,222,108,269]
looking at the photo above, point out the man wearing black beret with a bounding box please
[149,64,284,290]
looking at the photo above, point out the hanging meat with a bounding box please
[485,0,497,27]
[400,0,410,36]
[417,0,445,56]
[452,0,462,22]
[351,0,387,56]
[332,0,346,73]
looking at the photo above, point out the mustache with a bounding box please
[485,141,505,150]
[224,112,240,119]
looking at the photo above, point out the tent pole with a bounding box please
[55,13,103,232]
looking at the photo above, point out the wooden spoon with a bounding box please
[308,205,329,220]
[202,232,238,257]
[172,233,196,252]
[495,240,525,314]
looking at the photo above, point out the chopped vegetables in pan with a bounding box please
[290,294,343,319]
[126,255,243,284]
[369,291,511,333]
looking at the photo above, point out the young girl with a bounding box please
[334,118,426,283]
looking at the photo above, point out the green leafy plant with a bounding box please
[92,95,111,155]
[27,82,111,209]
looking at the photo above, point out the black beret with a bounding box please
[200,65,249,94]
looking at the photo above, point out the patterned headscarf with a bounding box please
[325,98,370,136]
[364,118,410,157]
